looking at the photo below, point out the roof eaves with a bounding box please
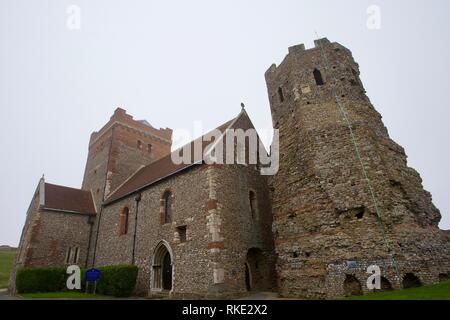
[103,160,203,206]
[41,207,96,216]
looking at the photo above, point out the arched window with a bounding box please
[313,68,325,86]
[249,190,257,220]
[162,191,172,224]
[119,207,130,235]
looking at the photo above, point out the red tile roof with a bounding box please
[104,116,239,204]
[43,183,96,215]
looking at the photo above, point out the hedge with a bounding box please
[95,265,138,297]
[16,264,138,297]
[16,267,66,293]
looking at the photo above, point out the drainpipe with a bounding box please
[91,205,104,267]
[132,193,142,265]
[85,214,95,268]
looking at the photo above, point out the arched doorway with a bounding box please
[244,248,274,292]
[162,251,172,290]
[152,241,173,292]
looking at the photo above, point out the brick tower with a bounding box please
[265,39,450,298]
[82,107,173,209]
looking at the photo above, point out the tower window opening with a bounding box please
[277,87,284,103]
[177,225,187,243]
[148,144,152,154]
[313,68,325,86]
[137,140,142,149]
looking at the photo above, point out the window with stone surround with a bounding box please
[137,140,142,149]
[162,191,172,224]
[119,207,130,235]
[148,143,152,155]
[177,225,187,243]
[65,246,80,264]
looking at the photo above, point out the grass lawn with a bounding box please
[346,280,450,300]
[0,250,16,288]
[20,292,112,299]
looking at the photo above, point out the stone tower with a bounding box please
[82,107,173,209]
[265,38,450,298]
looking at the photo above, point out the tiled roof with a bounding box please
[104,115,239,204]
[43,183,96,215]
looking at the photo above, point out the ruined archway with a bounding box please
[151,240,173,292]
[402,273,422,289]
[439,273,450,282]
[245,248,272,292]
[343,275,362,297]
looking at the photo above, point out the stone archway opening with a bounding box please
[402,273,422,289]
[343,275,363,297]
[152,241,173,292]
[439,273,450,282]
[245,248,272,292]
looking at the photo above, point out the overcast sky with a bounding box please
[1,0,449,246]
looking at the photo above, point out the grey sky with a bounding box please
[1,0,449,246]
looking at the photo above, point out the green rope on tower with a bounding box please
[314,34,403,289]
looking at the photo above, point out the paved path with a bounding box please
[0,288,20,300]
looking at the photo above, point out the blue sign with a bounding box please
[85,268,101,282]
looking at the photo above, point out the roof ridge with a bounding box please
[104,112,242,204]
[45,182,89,193]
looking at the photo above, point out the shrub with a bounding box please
[96,265,138,297]
[16,264,138,297]
[16,267,66,293]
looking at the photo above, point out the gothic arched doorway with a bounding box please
[162,251,172,290]
[152,241,173,292]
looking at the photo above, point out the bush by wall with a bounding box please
[16,264,138,297]
[16,267,66,294]
[95,265,138,297]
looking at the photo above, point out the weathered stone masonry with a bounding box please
[266,38,450,298]
[11,39,450,299]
